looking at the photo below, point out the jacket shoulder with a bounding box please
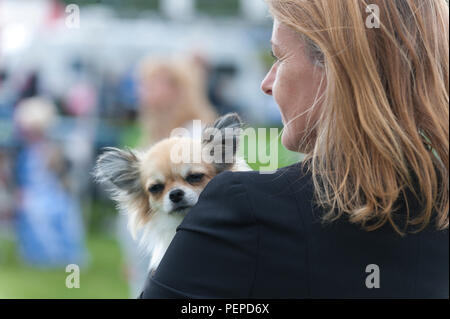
[230,161,313,199]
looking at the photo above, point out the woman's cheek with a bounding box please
[273,70,290,121]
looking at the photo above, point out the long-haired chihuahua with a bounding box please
[93,113,250,271]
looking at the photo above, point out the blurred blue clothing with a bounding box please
[118,70,138,111]
[15,142,86,267]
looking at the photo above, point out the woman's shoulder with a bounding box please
[179,160,315,232]
[187,160,314,224]
[224,160,314,200]
[161,161,315,298]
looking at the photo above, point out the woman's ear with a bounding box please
[202,113,243,173]
[93,147,142,195]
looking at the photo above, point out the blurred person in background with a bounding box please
[136,55,217,144]
[14,97,86,267]
[62,58,97,206]
[116,54,218,297]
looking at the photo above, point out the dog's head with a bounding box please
[93,113,245,235]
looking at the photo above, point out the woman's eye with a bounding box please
[186,173,205,184]
[148,183,164,193]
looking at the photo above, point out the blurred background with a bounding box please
[0,0,301,298]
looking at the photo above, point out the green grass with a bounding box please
[0,234,129,299]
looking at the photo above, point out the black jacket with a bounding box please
[139,162,449,298]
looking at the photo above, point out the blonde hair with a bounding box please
[137,55,217,144]
[266,0,449,235]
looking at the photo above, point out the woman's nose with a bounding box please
[261,67,274,96]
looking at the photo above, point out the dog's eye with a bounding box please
[148,183,164,194]
[186,173,205,184]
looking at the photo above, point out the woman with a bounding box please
[140,0,448,298]
[14,97,86,267]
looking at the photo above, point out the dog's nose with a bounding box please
[169,189,185,203]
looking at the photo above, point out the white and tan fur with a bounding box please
[94,113,250,271]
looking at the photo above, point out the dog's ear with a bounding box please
[93,147,142,195]
[93,147,151,237]
[202,112,243,173]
